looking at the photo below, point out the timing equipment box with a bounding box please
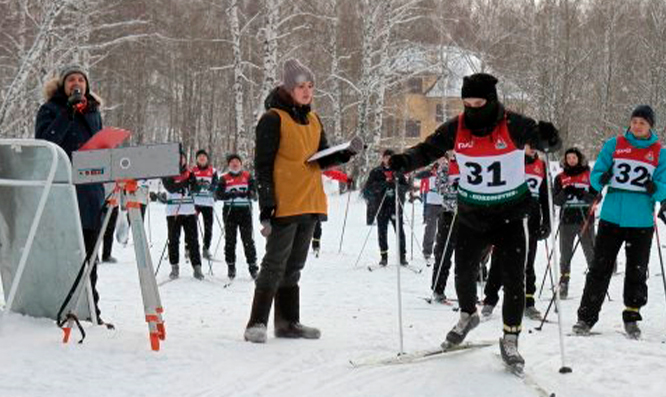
[72,143,181,184]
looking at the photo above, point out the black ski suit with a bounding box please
[484,154,551,309]
[393,105,559,335]
[362,166,409,259]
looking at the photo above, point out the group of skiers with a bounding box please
[160,149,259,281]
[34,57,666,371]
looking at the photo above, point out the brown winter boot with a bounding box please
[274,285,320,339]
[244,289,275,343]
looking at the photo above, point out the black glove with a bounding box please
[536,223,551,240]
[259,206,275,222]
[537,121,561,153]
[188,172,198,191]
[599,170,613,186]
[67,88,85,108]
[389,154,409,172]
[564,185,578,196]
[337,149,354,164]
[645,177,657,195]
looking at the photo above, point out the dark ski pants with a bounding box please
[423,204,443,257]
[255,219,316,292]
[196,205,214,250]
[560,220,595,283]
[577,220,653,326]
[312,220,322,250]
[377,208,406,257]
[484,217,538,308]
[102,206,119,260]
[224,206,257,265]
[167,214,201,267]
[432,210,456,294]
[456,217,528,334]
[82,228,102,321]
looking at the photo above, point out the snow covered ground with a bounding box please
[2,181,666,397]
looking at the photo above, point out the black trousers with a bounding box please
[196,205,214,250]
[560,218,595,281]
[102,206,119,260]
[255,219,316,292]
[224,206,257,265]
[82,228,102,321]
[484,216,538,308]
[167,215,201,267]
[577,220,653,325]
[377,207,406,257]
[432,211,457,294]
[312,220,322,250]
[456,217,528,333]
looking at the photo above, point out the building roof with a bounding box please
[391,44,527,101]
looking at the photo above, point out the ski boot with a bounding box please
[499,333,525,374]
[432,292,447,304]
[524,306,542,321]
[202,248,211,260]
[572,320,593,335]
[244,324,267,343]
[443,311,480,348]
[101,256,118,264]
[193,265,205,280]
[249,263,259,280]
[227,263,237,279]
[559,277,569,300]
[379,253,388,266]
[624,321,641,339]
[313,248,320,258]
[169,265,179,280]
[481,303,495,321]
[400,256,409,266]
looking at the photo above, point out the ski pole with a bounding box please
[353,190,388,267]
[431,209,458,298]
[338,186,353,253]
[543,151,572,374]
[394,177,405,355]
[196,214,213,275]
[410,195,415,261]
[653,214,666,320]
[537,220,563,298]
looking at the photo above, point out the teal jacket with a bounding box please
[591,130,666,228]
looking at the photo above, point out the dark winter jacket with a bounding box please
[34,77,105,231]
[254,86,352,223]
[362,165,408,225]
[397,105,545,231]
[553,160,597,225]
[525,154,550,229]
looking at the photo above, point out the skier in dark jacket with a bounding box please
[244,59,357,343]
[553,147,597,299]
[191,149,219,260]
[35,65,106,324]
[482,144,551,320]
[362,149,409,266]
[162,151,204,280]
[388,73,561,368]
[216,153,258,280]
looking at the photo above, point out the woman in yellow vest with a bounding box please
[244,59,356,343]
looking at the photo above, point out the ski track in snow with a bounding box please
[1,180,666,397]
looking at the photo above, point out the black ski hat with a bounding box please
[383,149,395,157]
[461,73,498,101]
[196,149,209,159]
[631,105,655,127]
[227,153,242,164]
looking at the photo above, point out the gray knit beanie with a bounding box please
[282,59,315,91]
[60,65,89,88]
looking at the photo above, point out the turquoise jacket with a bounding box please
[591,130,666,228]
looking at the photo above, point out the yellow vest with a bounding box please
[271,108,327,218]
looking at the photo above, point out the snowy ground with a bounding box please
[2,181,666,397]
